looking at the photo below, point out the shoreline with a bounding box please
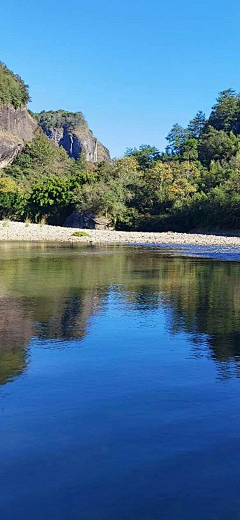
[1,221,240,247]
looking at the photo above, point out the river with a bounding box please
[1,242,240,519]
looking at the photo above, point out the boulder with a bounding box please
[63,210,113,230]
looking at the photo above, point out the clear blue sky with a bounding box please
[0,0,239,157]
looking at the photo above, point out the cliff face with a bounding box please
[0,106,110,168]
[97,141,111,162]
[0,65,111,167]
[0,63,37,168]
[43,125,98,162]
[35,110,111,163]
[0,106,37,168]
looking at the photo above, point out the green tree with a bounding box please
[74,156,141,224]
[125,145,160,169]
[29,176,73,224]
[208,89,240,133]
[180,137,199,161]
[166,124,187,155]
[188,111,206,138]
[198,126,239,166]
[0,177,27,219]
[0,62,29,108]
[6,133,72,182]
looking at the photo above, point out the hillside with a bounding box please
[0,64,110,168]
[35,110,111,163]
[0,63,37,167]
[2,63,240,233]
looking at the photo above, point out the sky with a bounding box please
[0,0,240,157]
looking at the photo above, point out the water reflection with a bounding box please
[0,296,32,384]
[1,243,240,384]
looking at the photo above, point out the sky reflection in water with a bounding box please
[1,243,240,520]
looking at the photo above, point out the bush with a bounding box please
[71,231,90,238]
[28,175,73,224]
[0,177,28,220]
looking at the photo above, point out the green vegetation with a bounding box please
[2,74,240,231]
[71,231,90,237]
[2,218,10,227]
[25,216,31,227]
[0,63,29,108]
[34,110,86,131]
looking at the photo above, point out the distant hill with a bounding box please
[0,63,110,168]
[34,110,111,163]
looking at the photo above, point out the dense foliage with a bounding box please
[2,86,240,231]
[34,110,86,131]
[0,63,29,108]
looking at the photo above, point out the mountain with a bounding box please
[0,63,37,168]
[0,63,111,168]
[34,110,111,163]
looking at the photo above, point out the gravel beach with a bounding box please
[1,220,240,247]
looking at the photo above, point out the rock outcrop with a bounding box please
[0,64,111,167]
[63,210,113,230]
[35,110,111,163]
[0,106,37,168]
[97,142,111,162]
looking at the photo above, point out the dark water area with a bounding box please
[1,242,240,519]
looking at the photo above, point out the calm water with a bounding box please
[1,242,240,520]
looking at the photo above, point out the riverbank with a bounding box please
[1,221,240,247]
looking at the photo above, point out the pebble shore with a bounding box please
[1,221,240,247]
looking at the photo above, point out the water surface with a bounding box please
[1,242,240,520]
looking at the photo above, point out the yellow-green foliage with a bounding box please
[0,177,17,193]
[25,216,31,227]
[71,231,90,238]
[2,218,10,227]
[39,215,47,227]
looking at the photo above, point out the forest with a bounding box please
[1,63,240,231]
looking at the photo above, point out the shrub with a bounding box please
[71,231,90,238]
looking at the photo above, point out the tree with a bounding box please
[167,178,197,205]
[125,145,160,169]
[29,176,73,224]
[208,89,240,133]
[138,162,173,212]
[188,111,206,138]
[6,133,73,182]
[0,177,27,218]
[198,126,239,166]
[74,179,129,223]
[180,137,198,161]
[166,124,187,155]
[74,156,141,224]
[0,62,30,108]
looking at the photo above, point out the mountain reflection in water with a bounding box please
[1,242,240,384]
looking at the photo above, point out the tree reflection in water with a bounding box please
[1,243,240,385]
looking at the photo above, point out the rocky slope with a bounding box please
[0,64,110,167]
[0,105,37,168]
[35,110,111,163]
[0,63,37,168]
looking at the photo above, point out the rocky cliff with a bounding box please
[35,110,111,163]
[0,105,37,168]
[0,63,37,168]
[0,64,111,167]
